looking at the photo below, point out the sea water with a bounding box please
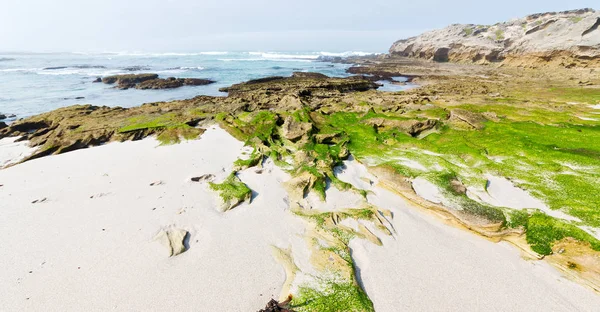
[0,51,407,120]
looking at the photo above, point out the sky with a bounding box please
[0,1,597,53]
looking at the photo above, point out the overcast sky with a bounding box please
[1,1,597,53]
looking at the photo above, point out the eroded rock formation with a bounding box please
[389,8,600,67]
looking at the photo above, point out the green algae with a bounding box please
[118,113,183,132]
[525,212,600,255]
[290,279,374,312]
[118,113,203,145]
[209,173,252,207]
[214,90,600,255]
[290,208,381,312]
[316,110,600,227]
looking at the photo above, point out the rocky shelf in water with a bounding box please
[98,73,216,90]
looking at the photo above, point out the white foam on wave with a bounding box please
[110,51,228,57]
[319,51,379,57]
[260,53,320,60]
[178,66,205,70]
[0,68,41,73]
[218,58,313,63]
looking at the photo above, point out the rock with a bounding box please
[389,8,600,67]
[364,117,438,136]
[283,171,316,208]
[449,109,487,130]
[136,78,215,90]
[101,74,214,90]
[315,132,342,144]
[369,165,414,193]
[0,114,6,120]
[136,78,184,89]
[31,198,47,204]
[101,73,159,89]
[291,72,329,79]
[154,228,189,257]
[92,77,102,83]
[449,178,467,195]
[407,119,439,137]
[182,78,215,86]
[0,122,6,129]
[281,116,312,142]
[278,95,303,111]
[191,174,215,182]
[257,298,293,312]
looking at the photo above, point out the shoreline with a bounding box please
[1,51,600,310]
[1,125,600,311]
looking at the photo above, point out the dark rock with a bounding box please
[183,78,215,86]
[291,72,329,79]
[0,122,6,129]
[93,77,102,83]
[257,298,293,312]
[136,78,215,90]
[136,78,184,90]
[191,174,215,182]
[0,114,6,120]
[101,73,159,87]
[433,48,450,62]
[43,66,68,70]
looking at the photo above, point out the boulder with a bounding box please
[0,114,6,120]
[0,122,6,129]
[281,116,312,142]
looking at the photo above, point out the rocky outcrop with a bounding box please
[102,73,159,89]
[389,8,600,67]
[281,116,313,141]
[136,77,215,90]
[102,74,215,90]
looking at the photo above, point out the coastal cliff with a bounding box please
[389,8,600,67]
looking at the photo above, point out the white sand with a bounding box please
[0,126,306,311]
[412,177,445,204]
[1,128,599,311]
[0,137,38,168]
[468,176,581,222]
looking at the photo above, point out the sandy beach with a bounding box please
[1,126,599,311]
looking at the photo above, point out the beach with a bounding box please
[1,125,599,311]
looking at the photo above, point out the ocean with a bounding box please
[0,51,405,121]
